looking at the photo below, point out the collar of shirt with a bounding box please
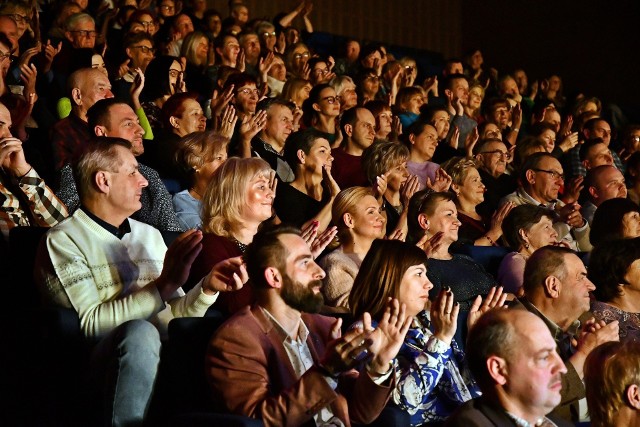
[506,411,558,427]
[260,306,309,344]
[518,188,557,210]
[80,206,131,239]
[519,297,580,350]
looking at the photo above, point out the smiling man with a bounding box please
[55,98,184,232]
[252,98,295,182]
[36,136,247,426]
[448,309,573,426]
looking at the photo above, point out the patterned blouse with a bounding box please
[591,300,640,342]
[393,311,481,426]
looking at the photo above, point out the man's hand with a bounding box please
[561,176,584,205]
[557,202,585,228]
[576,319,619,354]
[202,256,248,294]
[0,138,31,176]
[156,229,203,300]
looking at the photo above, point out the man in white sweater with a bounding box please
[35,136,247,427]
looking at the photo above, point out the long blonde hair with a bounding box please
[201,157,271,236]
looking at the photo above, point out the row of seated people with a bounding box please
[1,0,639,426]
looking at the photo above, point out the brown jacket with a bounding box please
[206,305,394,427]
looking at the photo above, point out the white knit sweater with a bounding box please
[36,209,217,338]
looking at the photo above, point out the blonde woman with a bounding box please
[187,157,275,313]
[319,187,386,311]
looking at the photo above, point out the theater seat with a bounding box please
[450,244,510,279]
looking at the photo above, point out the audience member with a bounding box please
[331,107,376,189]
[581,164,627,224]
[589,198,640,248]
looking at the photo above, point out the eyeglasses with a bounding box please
[321,96,339,104]
[313,67,330,76]
[169,69,183,78]
[137,20,154,27]
[533,169,564,181]
[262,31,276,38]
[237,88,260,97]
[1,14,31,25]
[630,136,640,143]
[293,52,310,60]
[130,45,156,54]
[160,4,175,11]
[70,30,98,38]
[480,150,510,160]
[365,75,379,82]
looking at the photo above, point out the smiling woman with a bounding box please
[186,157,275,313]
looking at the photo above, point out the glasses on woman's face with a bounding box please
[321,96,339,104]
[313,67,330,76]
[293,52,310,60]
[262,31,276,38]
[169,69,183,78]
[0,50,13,62]
[237,88,260,97]
[1,13,30,25]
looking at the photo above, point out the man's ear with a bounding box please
[583,160,591,171]
[525,169,536,185]
[487,355,508,386]
[444,88,452,99]
[626,384,640,410]
[94,125,107,137]
[71,88,82,106]
[95,171,110,194]
[588,185,598,200]
[264,266,282,289]
[64,31,73,44]
[344,123,353,138]
[544,275,561,298]
[418,213,429,231]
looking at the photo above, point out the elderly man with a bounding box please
[501,152,591,251]
[251,98,295,182]
[447,309,573,426]
[50,68,114,170]
[56,98,183,232]
[0,101,67,238]
[36,136,244,426]
[207,224,407,426]
[513,246,619,422]
[581,164,627,224]
[474,138,517,216]
[331,107,377,189]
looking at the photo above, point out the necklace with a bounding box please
[230,237,248,253]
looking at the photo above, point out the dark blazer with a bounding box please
[206,305,394,427]
[445,398,574,427]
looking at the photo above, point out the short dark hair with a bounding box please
[301,83,332,127]
[522,246,574,295]
[161,92,199,129]
[466,310,516,389]
[579,138,606,162]
[518,152,556,185]
[588,238,640,302]
[87,98,129,131]
[224,72,258,93]
[406,190,454,244]
[244,224,301,290]
[501,204,554,250]
[123,31,154,49]
[340,107,363,138]
[283,128,328,169]
[443,73,467,92]
[256,97,295,114]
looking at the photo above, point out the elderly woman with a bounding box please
[588,238,640,342]
[497,205,559,293]
[441,157,512,246]
[318,187,386,311]
[171,131,228,230]
[350,239,504,426]
[330,75,358,112]
[274,128,340,230]
[362,140,419,237]
[187,157,275,312]
[407,190,498,344]
[590,198,640,248]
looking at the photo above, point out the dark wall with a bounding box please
[462,1,640,118]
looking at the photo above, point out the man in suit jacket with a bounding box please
[206,224,410,426]
[446,309,573,427]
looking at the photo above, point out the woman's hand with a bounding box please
[217,105,237,140]
[322,164,341,198]
[466,286,508,330]
[415,231,444,258]
[400,175,420,208]
[487,201,514,240]
[430,288,458,345]
[210,84,234,119]
[425,168,452,192]
[364,298,412,375]
[130,68,144,110]
[371,174,388,200]
[448,125,460,149]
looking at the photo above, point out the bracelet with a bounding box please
[512,128,520,132]
[17,166,33,180]
[484,235,496,246]
[366,361,393,377]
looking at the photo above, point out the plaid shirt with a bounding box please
[0,168,68,239]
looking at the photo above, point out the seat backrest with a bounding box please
[9,226,49,308]
[451,244,510,279]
